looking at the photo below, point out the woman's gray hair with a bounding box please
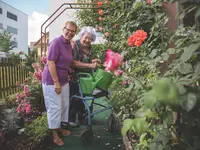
[79,26,96,42]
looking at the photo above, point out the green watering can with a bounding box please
[92,68,113,90]
[78,73,103,95]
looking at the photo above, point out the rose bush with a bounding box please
[77,0,200,149]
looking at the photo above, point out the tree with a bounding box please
[0,29,16,53]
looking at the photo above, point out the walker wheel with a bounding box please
[80,128,93,144]
[108,114,115,133]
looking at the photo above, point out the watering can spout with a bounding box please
[92,76,103,89]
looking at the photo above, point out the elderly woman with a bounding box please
[68,27,101,127]
[42,22,98,146]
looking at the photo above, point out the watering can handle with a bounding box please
[77,72,92,78]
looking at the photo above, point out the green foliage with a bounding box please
[0,108,23,133]
[0,93,21,106]
[25,113,49,145]
[0,30,16,53]
[77,0,200,149]
[18,50,38,72]
[91,44,107,61]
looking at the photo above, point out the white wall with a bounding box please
[49,0,77,42]
[0,0,28,54]
[48,0,105,44]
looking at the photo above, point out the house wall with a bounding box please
[0,1,28,54]
[35,33,49,57]
[48,0,77,42]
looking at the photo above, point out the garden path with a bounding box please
[54,98,124,150]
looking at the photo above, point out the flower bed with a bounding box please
[0,55,49,150]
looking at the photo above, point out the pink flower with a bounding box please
[98,17,102,21]
[103,49,123,72]
[105,32,109,37]
[98,9,104,16]
[16,93,20,99]
[23,85,30,96]
[16,106,21,113]
[128,80,132,85]
[147,0,151,4]
[113,24,118,28]
[19,51,22,54]
[34,68,42,81]
[40,56,47,64]
[25,104,31,114]
[32,63,41,69]
[32,63,37,68]
[99,26,103,31]
[121,80,127,85]
[114,70,124,77]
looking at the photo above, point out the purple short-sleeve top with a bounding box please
[42,35,73,86]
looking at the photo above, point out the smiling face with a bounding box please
[63,23,77,41]
[80,32,92,47]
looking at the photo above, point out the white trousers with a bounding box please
[42,83,69,129]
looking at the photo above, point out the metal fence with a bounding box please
[0,58,29,98]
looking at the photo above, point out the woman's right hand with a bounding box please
[54,82,61,94]
[89,62,99,69]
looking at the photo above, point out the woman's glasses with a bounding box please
[64,27,76,33]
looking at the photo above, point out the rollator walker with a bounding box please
[70,68,116,144]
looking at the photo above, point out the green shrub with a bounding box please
[25,113,49,145]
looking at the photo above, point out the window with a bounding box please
[0,23,3,29]
[180,0,200,27]
[0,8,2,14]
[13,41,18,48]
[7,11,17,21]
[7,26,18,34]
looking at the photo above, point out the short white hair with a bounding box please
[79,26,96,42]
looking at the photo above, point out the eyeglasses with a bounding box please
[64,27,76,33]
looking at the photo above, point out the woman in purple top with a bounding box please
[42,21,97,146]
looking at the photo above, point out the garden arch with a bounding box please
[40,2,103,57]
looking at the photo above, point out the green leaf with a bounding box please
[178,62,193,74]
[143,90,157,109]
[180,42,200,61]
[180,93,197,112]
[162,53,169,61]
[195,7,200,19]
[121,119,134,136]
[149,49,158,58]
[139,133,147,143]
[167,48,176,54]
[176,83,187,95]
[132,118,149,135]
[194,62,200,76]
[163,111,173,126]
[136,133,148,148]
[135,106,157,119]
